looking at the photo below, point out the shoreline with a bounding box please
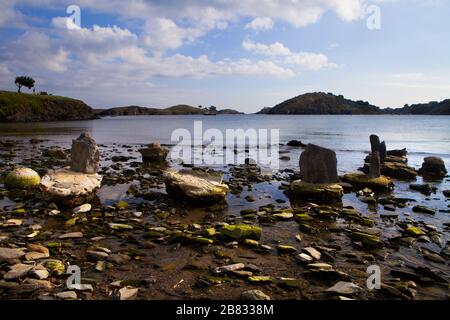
[0,136,449,300]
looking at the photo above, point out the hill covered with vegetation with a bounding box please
[0,91,95,122]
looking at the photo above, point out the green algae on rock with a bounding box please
[4,168,41,190]
[220,224,262,240]
[351,231,382,247]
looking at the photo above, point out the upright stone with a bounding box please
[369,135,380,154]
[70,133,100,174]
[368,152,381,178]
[299,144,338,184]
[379,141,387,161]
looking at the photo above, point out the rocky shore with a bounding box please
[0,133,449,300]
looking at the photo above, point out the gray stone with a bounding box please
[299,144,338,184]
[241,290,271,300]
[369,135,380,154]
[119,286,138,300]
[0,247,26,263]
[4,263,33,280]
[70,132,100,174]
[326,281,362,295]
[379,141,387,161]
[369,151,381,178]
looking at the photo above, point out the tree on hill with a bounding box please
[15,76,35,93]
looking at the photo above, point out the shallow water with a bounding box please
[1,115,449,173]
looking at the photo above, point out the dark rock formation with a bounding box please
[299,144,338,184]
[70,133,100,174]
[418,157,447,179]
[286,140,307,147]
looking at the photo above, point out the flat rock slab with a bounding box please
[290,180,343,204]
[0,247,26,263]
[164,170,229,203]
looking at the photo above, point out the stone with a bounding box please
[351,231,382,247]
[387,148,407,157]
[370,135,381,154]
[4,263,33,280]
[215,263,245,273]
[40,168,102,207]
[59,232,83,239]
[307,263,333,271]
[379,141,387,161]
[405,226,426,237]
[139,142,168,162]
[290,181,343,204]
[296,253,314,263]
[299,144,338,184]
[221,224,262,241]
[241,290,271,300]
[73,203,92,214]
[418,156,447,178]
[0,247,26,263]
[55,291,77,300]
[164,170,229,203]
[119,286,138,300]
[302,247,321,260]
[43,147,67,160]
[70,132,100,174]
[43,259,66,275]
[326,281,362,295]
[23,278,53,290]
[87,250,109,260]
[25,252,49,261]
[108,223,133,230]
[277,244,297,253]
[30,268,50,280]
[286,140,306,148]
[409,184,436,195]
[342,173,393,192]
[368,152,381,178]
[443,190,450,197]
[27,244,49,256]
[412,205,435,215]
[107,253,131,265]
[370,161,418,180]
[4,168,41,190]
[70,283,94,292]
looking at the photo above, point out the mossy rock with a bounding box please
[351,231,382,247]
[43,259,66,275]
[405,226,426,237]
[290,181,343,204]
[342,173,393,192]
[115,201,129,210]
[4,168,41,190]
[295,213,313,222]
[221,224,262,240]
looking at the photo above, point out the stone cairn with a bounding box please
[71,132,100,173]
[299,144,338,184]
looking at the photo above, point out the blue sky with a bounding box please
[0,0,449,112]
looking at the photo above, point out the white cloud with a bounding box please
[245,17,274,31]
[242,40,337,70]
[385,73,450,90]
[242,40,291,56]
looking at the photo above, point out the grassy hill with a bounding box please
[96,105,243,116]
[257,92,382,115]
[0,91,95,122]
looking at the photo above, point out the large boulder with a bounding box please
[40,168,102,207]
[70,133,100,174]
[369,134,386,161]
[362,161,417,180]
[418,157,447,179]
[4,168,41,190]
[164,170,229,203]
[290,180,343,204]
[139,143,168,162]
[299,144,338,184]
[342,173,393,192]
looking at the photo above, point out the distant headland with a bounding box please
[1,90,449,122]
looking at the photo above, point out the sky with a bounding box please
[0,0,449,112]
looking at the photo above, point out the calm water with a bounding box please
[1,115,449,174]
